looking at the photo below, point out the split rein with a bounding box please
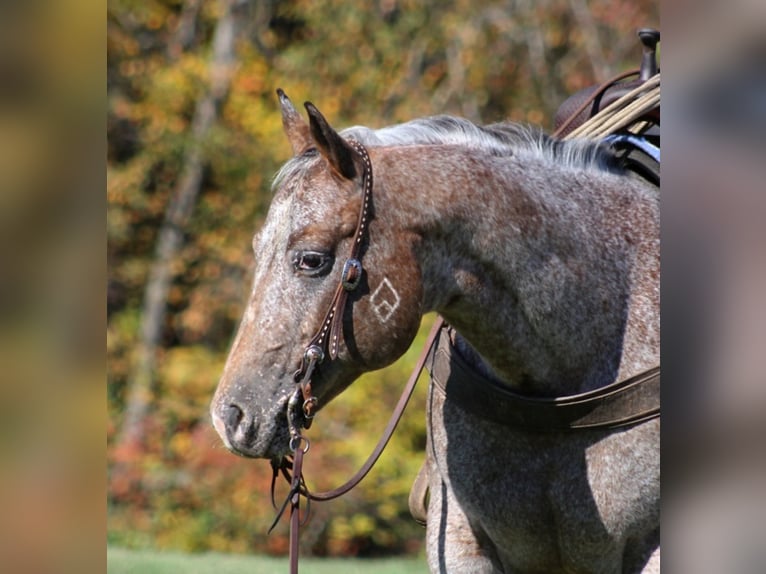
[267,139,440,573]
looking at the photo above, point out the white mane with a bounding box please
[342,115,618,172]
[275,115,619,189]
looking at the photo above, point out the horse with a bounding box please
[210,90,660,573]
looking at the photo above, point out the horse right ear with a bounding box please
[304,101,362,181]
[277,88,312,155]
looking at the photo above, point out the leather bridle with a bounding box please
[269,140,440,572]
[285,139,374,450]
[272,138,426,574]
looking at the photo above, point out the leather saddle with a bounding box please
[554,29,660,138]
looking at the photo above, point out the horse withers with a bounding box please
[211,90,660,573]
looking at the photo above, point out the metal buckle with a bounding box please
[341,258,363,291]
[302,396,318,419]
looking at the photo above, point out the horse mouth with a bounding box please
[226,434,290,459]
[211,397,294,459]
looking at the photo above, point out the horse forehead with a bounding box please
[295,168,354,211]
[255,169,352,259]
[255,192,293,252]
[279,161,349,214]
[290,172,362,239]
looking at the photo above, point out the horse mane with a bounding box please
[342,115,620,172]
[274,115,620,189]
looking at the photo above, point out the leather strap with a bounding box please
[289,446,304,574]
[289,139,374,434]
[428,326,660,431]
[407,461,429,527]
[301,139,374,363]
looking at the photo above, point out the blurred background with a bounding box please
[106,0,658,561]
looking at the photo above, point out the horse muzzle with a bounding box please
[210,396,291,459]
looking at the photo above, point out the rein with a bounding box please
[271,319,444,573]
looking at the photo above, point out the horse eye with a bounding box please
[293,251,332,276]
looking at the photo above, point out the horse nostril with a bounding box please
[224,404,244,434]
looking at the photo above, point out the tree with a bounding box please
[116,0,245,451]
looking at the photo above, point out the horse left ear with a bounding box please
[304,102,362,181]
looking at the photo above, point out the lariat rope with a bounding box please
[562,73,660,140]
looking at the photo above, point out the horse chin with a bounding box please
[222,424,292,460]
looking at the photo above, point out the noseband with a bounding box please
[287,139,374,449]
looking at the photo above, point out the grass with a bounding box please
[107,546,428,574]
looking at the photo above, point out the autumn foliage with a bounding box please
[107,0,658,557]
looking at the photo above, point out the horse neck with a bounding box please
[373,144,659,396]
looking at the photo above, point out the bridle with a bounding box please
[270,139,434,574]
[286,139,374,449]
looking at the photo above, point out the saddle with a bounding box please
[555,28,661,187]
[554,29,660,138]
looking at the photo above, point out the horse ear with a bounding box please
[277,88,312,155]
[304,102,361,180]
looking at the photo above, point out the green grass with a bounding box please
[107,546,428,574]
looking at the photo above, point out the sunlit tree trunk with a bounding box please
[567,0,609,80]
[116,0,243,451]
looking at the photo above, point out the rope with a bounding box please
[565,74,660,140]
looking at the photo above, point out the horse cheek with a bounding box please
[357,261,422,369]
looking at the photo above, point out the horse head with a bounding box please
[210,91,423,459]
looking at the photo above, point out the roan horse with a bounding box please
[211,90,660,573]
